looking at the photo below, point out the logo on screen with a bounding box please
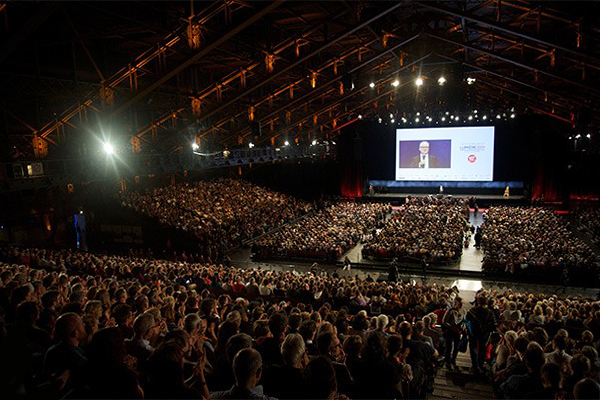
[468,155,477,163]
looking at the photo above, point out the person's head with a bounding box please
[184,313,203,336]
[268,312,288,339]
[362,330,387,361]
[317,331,342,361]
[299,320,317,343]
[16,301,39,325]
[574,378,600,400]
[399,321,412,340]
[376,314,389,331]
[343,335,363,358]
[418,141,430,155]
[54,312,86,346]
[281,333,307,369]
[553,335,568,351]
[524,342,545,373]
[570,354,591,378]
[88,327,126,367]
[112,303,133,326]
[514,336,530,356]
[414,321,425,335]
[232,348,263,389]
[453,296,463,309]
[305,356,337,400]
[84,300,102,319]
[387,334,402,356]
[226,333,253,364]
[133,312,156,340]
[540,362,562,389]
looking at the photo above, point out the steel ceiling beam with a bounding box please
[415,1,600,65]
[427,33,600,96]
[195,1,404,123]
[109,1,285,118]
[206,33,422,144]
[433,52,600,113]
[246,53,433,146]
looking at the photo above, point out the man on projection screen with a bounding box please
[409,141,441,168]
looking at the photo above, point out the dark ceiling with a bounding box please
[1,0,600,160]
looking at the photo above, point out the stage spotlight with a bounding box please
[358,114,363,119]
[103,142,114,155]
[192,142,199,151]
[391,119,395,123]
[441,117,446,121]
[401,117,407,123]
[468,116,473,120]
[576,134,581,139]
[369,82,375,88]
[248,142,255,148]
[284,140,289,146]
[391,79,400,87]
[482,115,488,120]
[311,140,317,146]
[437,76,446,85]
[496,114,501,119]
[466,77,476,85]
[510,113,516,119]
[378,117,382,123]
[474,109,478,114]
[587,134,592,138]
[569,136,573,140]
[415,117,420,122]
[415,77,424,86]
[445,111,450,115]
[389,113,394,119]
[454,116,460,121]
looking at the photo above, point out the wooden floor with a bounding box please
[428,353,495,400]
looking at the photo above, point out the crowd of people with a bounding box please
[480,207,600,283]
[252,202,391,261]
[362,197,469,262]
[573,208,600,247]
[119,179,313,254]
[0,245,599,399]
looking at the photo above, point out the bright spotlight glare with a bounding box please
[312,140,317,146]
[103,142,114,155]
[248,142,254,148]
[369,82,375,88]
[284,141,289,146]
[576,134,581,139]
[437,76,446,85]
[358,114,363,119]
[482,115,488,120]
[468,116,473,120]
[510,113,516,119]
[415,117,420,122]
[441,117,446,121]
[454,116,460,121]
[391,119,395,123]
[467,77,476,85]
[587,133,591,138]
[496,114,501,119]
[192,142,199,150]
[415,77,424,86]
[391,79,400,87]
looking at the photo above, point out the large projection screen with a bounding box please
[395,126,495,181]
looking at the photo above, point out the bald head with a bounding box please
[54,312,85,345]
